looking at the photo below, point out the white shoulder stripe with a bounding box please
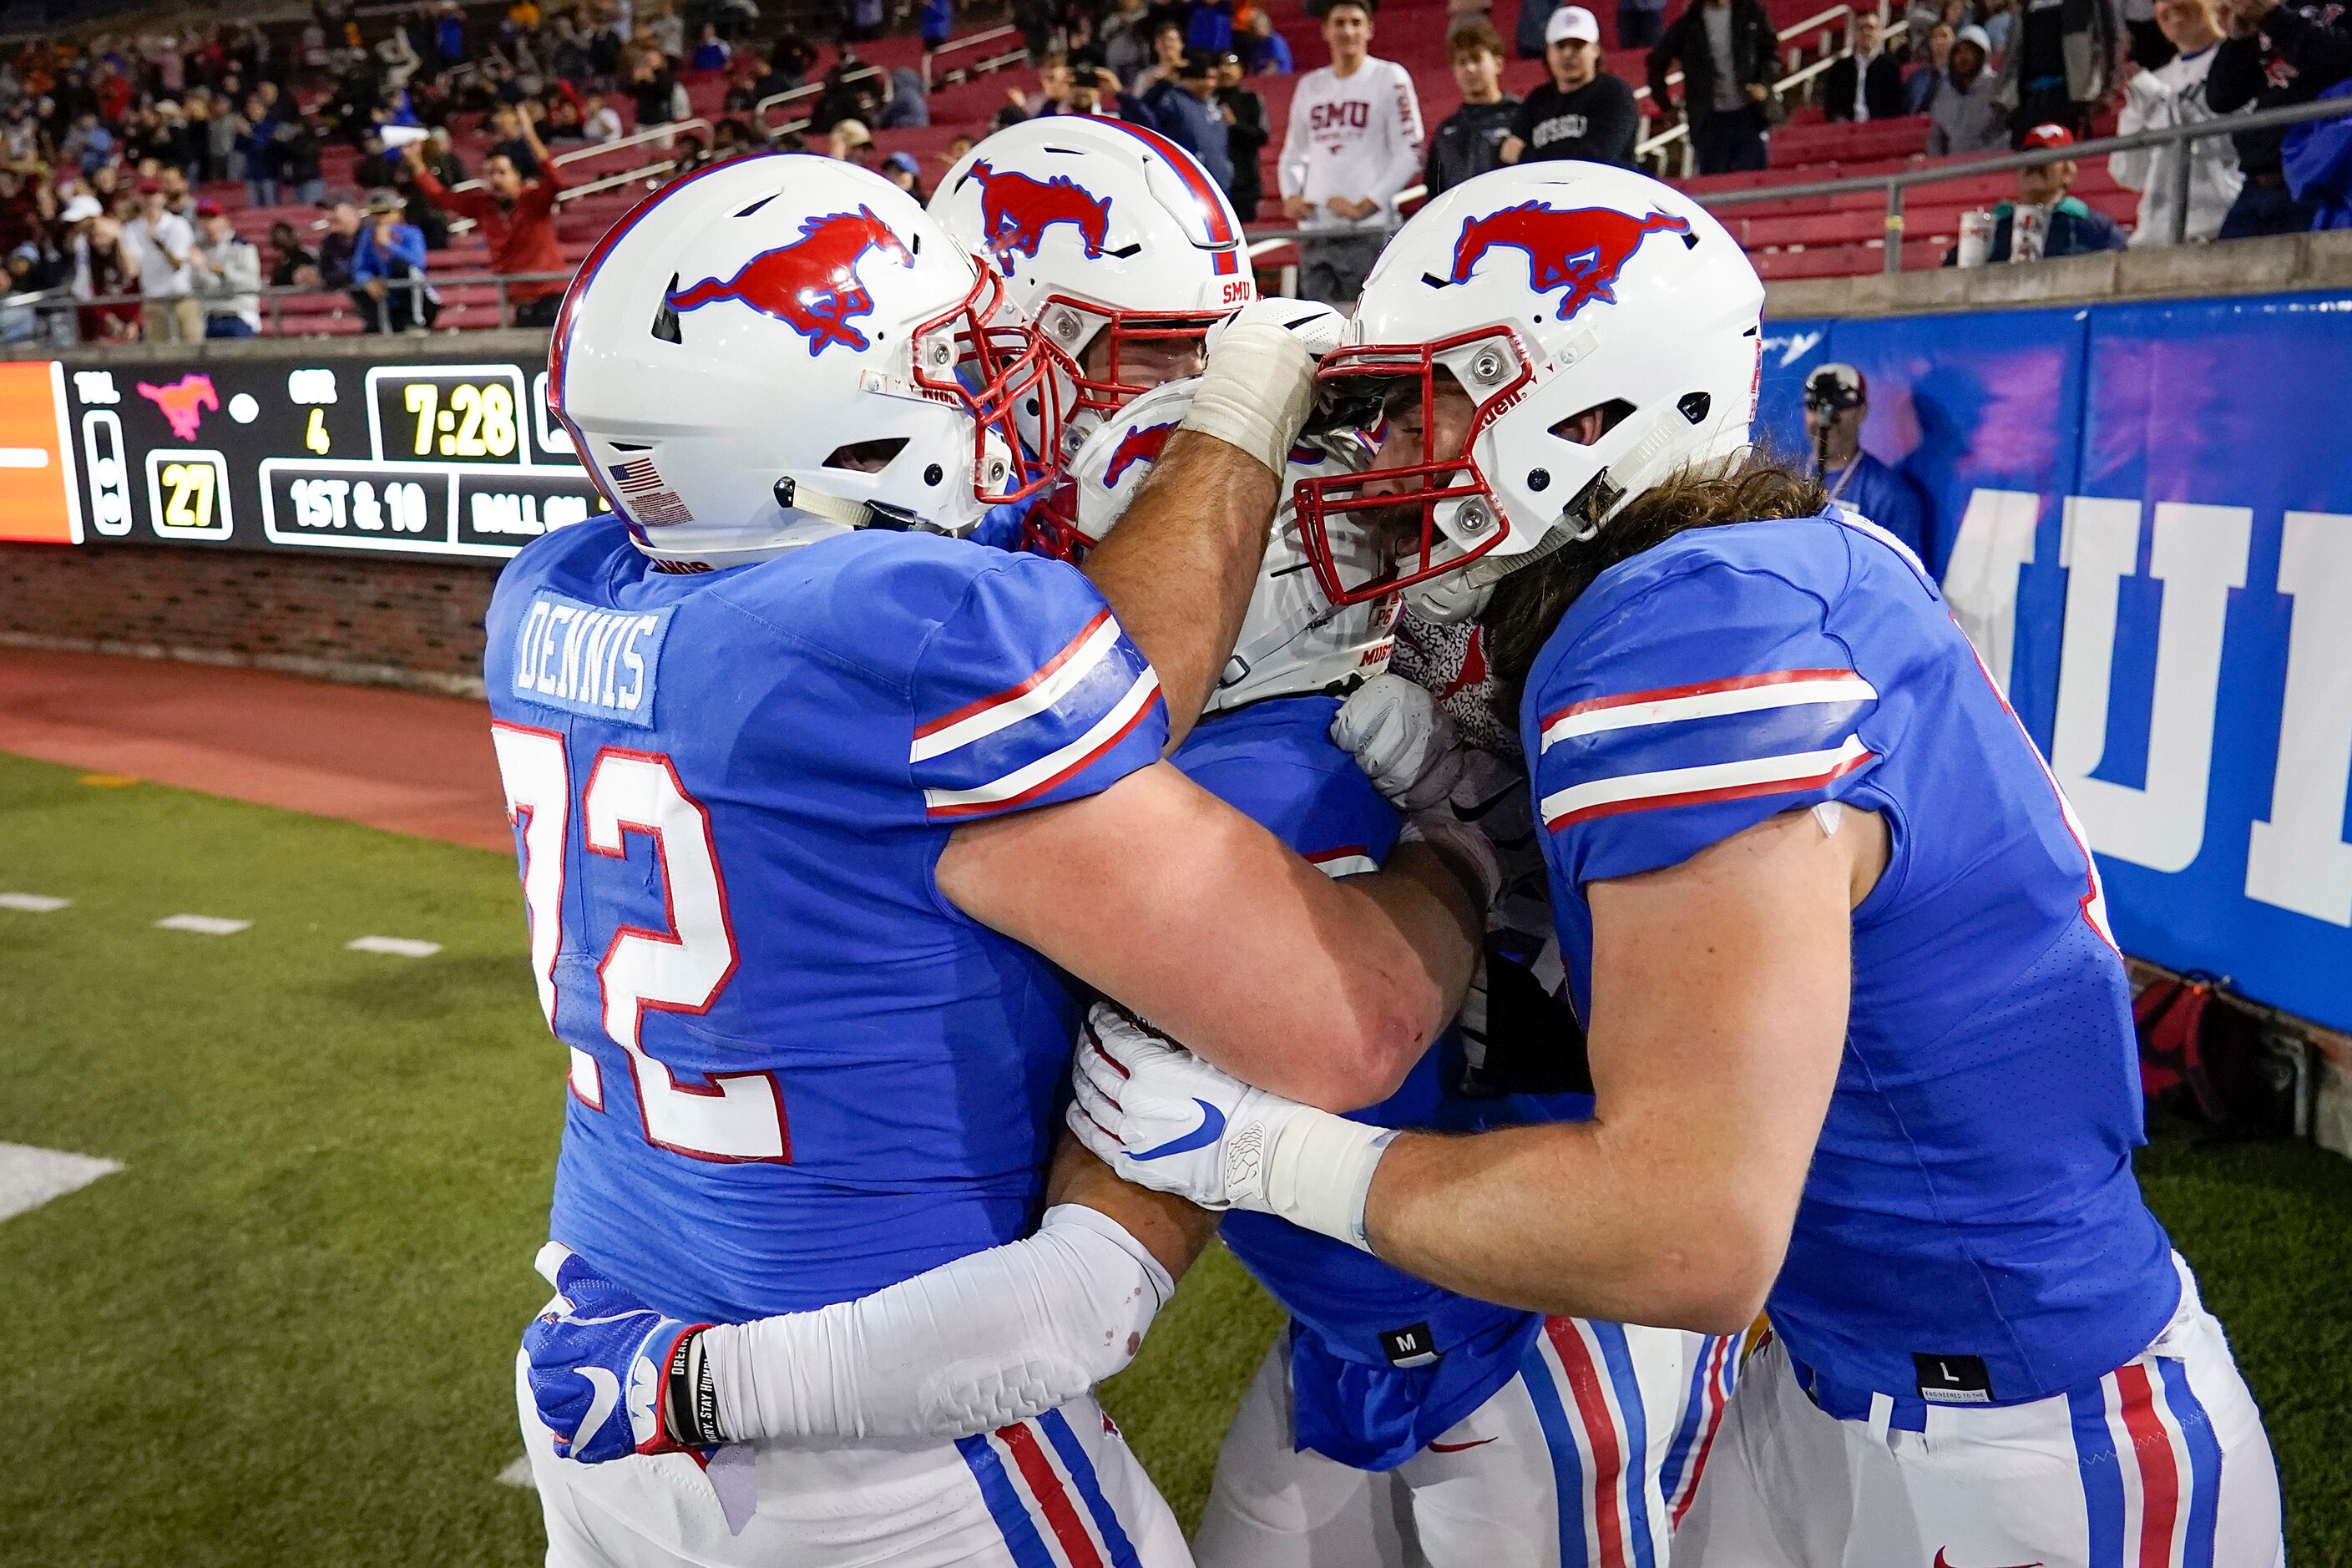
[1308,852,1379,879]
[1540,735,1874,831]
[922,667,1161,816]
[909,616,1125,764]
[1540,673,1878,751]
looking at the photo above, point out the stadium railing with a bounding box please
[39,268,577,342]
[1697,94,2352,270]
[754,69,883,139]
[438,120,712,238]
[751,23,1025,142]
[1632,3,1905,179]
[921,24,1028,95]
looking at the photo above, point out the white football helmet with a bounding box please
[550,154,1052,568]
[929,116,1256,464]
[1055,379,1397,713]
[1292,163,1766,619]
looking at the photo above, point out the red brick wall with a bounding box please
[0,543,496,695]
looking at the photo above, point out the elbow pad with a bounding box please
[701,1205,1173,1444]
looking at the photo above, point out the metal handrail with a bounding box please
[1245,222,1399,260]
[1634,8,1909,174]
[929,22,1019,64]
[755,66,881,137]
[1696,92,2352,269]
[447,117,712,195]
[59,268,579,341]
[552,117,711,168]
[440,142,695,236]
[924,23,1020,93]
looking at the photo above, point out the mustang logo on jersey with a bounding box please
[965,160,1113,263]
[666,206,914,355]
[1438,202,1692,321]
[511,590,675,726]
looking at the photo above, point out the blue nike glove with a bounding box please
[524,1242,716,1463]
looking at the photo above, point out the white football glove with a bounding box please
[1182,301,1348,475]
[1068,1004,1395,1250]
[1332,672,1464,812]
[1206,297,1349,359]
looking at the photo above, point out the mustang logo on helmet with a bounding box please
[666,206,914,354]
[1103,420,1174,486]
[967,161,1113,264]
[1437,202,1692,321]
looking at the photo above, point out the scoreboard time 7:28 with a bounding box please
[0,352,613,563]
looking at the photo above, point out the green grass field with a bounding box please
[1,748,2347,1565]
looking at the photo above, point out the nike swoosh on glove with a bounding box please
[1068,1006,1399,1249]
[1065,1004,1302,1212]
[524,1243,712,1464]
[1332,672,1464,812]
[1206,297,1348,360]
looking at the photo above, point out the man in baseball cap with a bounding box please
[1803,362,1930,557]
[1500,5,1641,168]
[1941,122,2131,264]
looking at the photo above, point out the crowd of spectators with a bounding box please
[0,0,2340,346]
[0,0,916,343]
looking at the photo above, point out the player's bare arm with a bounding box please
[938,758,1479,1111]
[1083,429,1281,746]
[1044,1131,1219,1280]
[1074,803,1873,1333]
[1362,805,1880,1332]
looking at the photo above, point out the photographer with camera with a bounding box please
[1806,363,1929,558]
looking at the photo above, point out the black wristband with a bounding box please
[662,1328,722,1449]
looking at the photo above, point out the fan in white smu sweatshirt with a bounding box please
[1277,3,1426,232]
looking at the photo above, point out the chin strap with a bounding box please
[628,478,974,570]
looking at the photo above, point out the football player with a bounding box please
[1065,394,1743,1568]
[554,380,1736,1567]
[1074,162,2286,1565]
[927,114,1258,549]
[495,156,1486,1566]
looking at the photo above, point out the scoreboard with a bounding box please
[0,350,612,563]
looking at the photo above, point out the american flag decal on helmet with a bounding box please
[603,453,693,526]
[611,457,665,493]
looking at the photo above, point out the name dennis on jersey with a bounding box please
[511,590,675,727]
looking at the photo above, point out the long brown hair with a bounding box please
[1483,453,1827,711]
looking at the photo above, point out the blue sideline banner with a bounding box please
[1759,291,2352,1034]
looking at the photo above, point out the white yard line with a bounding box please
[0,893,68,913]
[0,1141,122,1225]
[156,914,252,935]
[497,1456,537,1489]
[347,936,442,959]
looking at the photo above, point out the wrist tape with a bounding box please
[1178,321,1318,478]
[1260,1110,1399,1252]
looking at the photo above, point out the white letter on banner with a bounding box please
[2245,512,2352,925]
[1940,488,2041,695]
[2051,499,2250,874]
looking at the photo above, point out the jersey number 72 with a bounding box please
[492,721,789,1164]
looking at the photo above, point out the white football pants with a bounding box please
[1194,1318,1743,1567]
[518,1352,1192,1568]
[1676,1257,2284,1568]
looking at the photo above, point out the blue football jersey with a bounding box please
[1178,696,1561,1470]
[1525,508,2176,1409]
[483,518,1167,1322]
